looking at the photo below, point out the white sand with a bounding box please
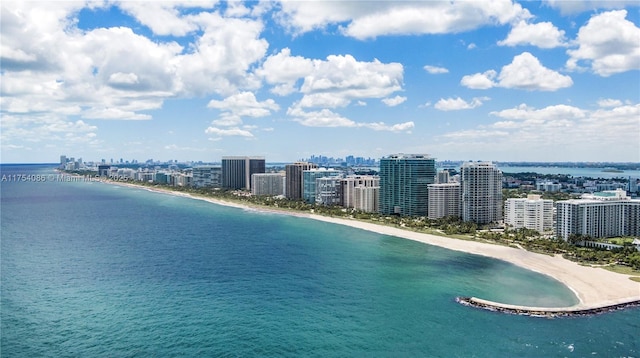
[110,182,640,309]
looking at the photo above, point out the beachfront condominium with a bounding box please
[427,183,461,220]
[285,162,318,200]
[251,173,285,196]
[221,156,265,190]
[460,162,503,224]
[379,154,436,216]
[340,175,380,208]
[192,166,221,188]
[302,168,342,204]
[354,186,379,213]
[504,194,553,233]
[315,176,342,206]
[556,189,640,241]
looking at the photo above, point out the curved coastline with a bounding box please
[104,181,640,314]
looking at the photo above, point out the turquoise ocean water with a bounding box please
[1,164,638,357]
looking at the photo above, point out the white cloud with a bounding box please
[82,108,152,120]
[566,10,640,77]
[544,0,637,15]
[259,50,403,108]
[287,107,357,128]
[460,70,497,89]
[204,126,254,137]
[176,12,268,96]
[287,106,413,132]
[256,48,315,95]
[461,52,573,91]
[424,65,449,74]
[498,20,566,48]
[108,72,140,86]
[211,114,242,127]
[363,121,415,132]
[598,98,623,108]
[207,92,279,118]
[498,52,573,90]
[490,103,586,121]
[435,97,489,111]
[0,1,272,150]
[439,101,640,160]
[117,1,217,37]
[382,96,407,107]
[276,1,531,39]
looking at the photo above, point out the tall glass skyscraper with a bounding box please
[379,154,436,216]
[285,162,318,200]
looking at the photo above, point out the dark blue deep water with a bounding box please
[2,164,639,357]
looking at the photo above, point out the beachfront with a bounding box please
[114,181,640,311]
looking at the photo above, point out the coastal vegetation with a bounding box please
[65,170,640,273]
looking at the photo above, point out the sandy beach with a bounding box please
[111,182,640,310]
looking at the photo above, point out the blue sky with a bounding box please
[1,1,639,163]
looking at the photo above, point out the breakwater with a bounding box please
[456,297,640,318]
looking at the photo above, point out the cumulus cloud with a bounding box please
[207,92,279,118]
[566,10,640,77]
[117,1,216,37]
[498,21,566,48]
[435,97,490,111]
[424,65,449,74]
[276,1,531,39]
[381,96,407,107]
[460,70,497,90]
[0,1,274,154]
[258,49,404,108]
[461,52,573,91]
[256,48,315,95]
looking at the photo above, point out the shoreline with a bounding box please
[105,181,640,312]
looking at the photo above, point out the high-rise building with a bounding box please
[252,173,285,196]
[97,165,110,177]
[285,162,318,200]
[556,189,640,240]
[59,155,67,168]
[221,156,265,190]
[436,170,450,184]
[460,162,503,224]
[354,186,379,213]
[302,168,342,203]
[504,194,553,233]
[340,175,380,208]
[427,183,461,220]
[379,154,436,216]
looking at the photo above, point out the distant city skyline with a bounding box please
[1,1,639,163]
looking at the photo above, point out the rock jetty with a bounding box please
[456,296,640,318]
